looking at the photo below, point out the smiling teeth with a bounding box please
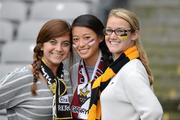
[53,53,61,56]
[79,49,88,54]
[51,52,63,57]
[110,41,120,45]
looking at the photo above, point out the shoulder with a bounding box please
[117,59,149,84]
[70,62,79,92]
[71,62,79,70]
[0,65,33,85]
[70,62,79,76]
[121,59,147,74]
[8,65,32,78]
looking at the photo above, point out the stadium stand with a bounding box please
[29,1,91,23]
[16,20,46,42]
[0,1,28,23]
[0,20,14,43]
[1,41,34,64]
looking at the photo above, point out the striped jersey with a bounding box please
[0,65,72,120]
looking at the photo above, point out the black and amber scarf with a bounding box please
[88,46,139,120]
[71,52,105,119]
[40,61,72,120]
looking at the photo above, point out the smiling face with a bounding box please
[105,16,138,60]
[42,34,70,67]
[72,26,101,64]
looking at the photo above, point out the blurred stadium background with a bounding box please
[0,0,180,119]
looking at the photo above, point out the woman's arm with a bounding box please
[0,67,32,110]
[122,64,163,120]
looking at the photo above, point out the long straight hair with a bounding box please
[71,14,113,71]
[108,8,154,85]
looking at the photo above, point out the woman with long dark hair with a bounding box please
[70,14,113,119]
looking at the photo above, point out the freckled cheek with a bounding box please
[90,43,100,53]
[63,47,71,53]
[43,49,51,55]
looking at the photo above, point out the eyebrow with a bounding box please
[73,33,93,37]
[51,39,70,42]
[106,27,131,29]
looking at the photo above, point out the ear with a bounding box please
[99,39,103,43]
[98,35,104,43]
[40,44,44,51]
[130,30,139,41]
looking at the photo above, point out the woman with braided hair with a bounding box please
[0,19,73,120]
[88,8,163,120]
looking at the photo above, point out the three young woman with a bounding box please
[0,9,163,120]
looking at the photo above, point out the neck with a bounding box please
[43,62,59,76]
[114,44,135,60]
[48,64,58,76]
[42,57,59,76]
[113,52,122,61]
[84,50,100,66]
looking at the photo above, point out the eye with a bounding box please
[115,29,125,35]
[83,36,91,40]
[62,41,70,47]
[48,39,57,45]
[104,28,113,35]
[73,37,79,43]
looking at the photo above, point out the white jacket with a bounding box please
[100,59,163,120]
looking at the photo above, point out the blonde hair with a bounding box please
[108,8,154,85]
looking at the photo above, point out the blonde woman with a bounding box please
[89,8,163,120]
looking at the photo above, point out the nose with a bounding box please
[56,43,63,51]
[109,31,117,39]
[78,39,86,47]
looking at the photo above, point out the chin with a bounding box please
[80,56,89,60]
[53,59,63,64]
[78,53,88,58]
[81,55,91,60]
[110,50,121,54]
[53,61,61,65]
[109,49,117,53]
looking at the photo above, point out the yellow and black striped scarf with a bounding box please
[40,61,72,120]
[88,46,139,120]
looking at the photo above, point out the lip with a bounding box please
[108,40,121,45]
[78,48,89,54]
[50,52,64,57]
[54,54,63,58]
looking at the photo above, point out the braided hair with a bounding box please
[31,19,71,95]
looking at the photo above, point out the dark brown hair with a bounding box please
[71,14,113,70]
[31,19,71,95]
